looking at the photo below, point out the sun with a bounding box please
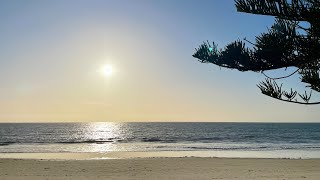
[100,64,113,77]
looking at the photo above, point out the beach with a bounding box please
[1,156,320,180]
[1,123,320,179]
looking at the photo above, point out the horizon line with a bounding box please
[0,121,319,123]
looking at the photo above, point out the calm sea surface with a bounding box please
[1,123,320,158]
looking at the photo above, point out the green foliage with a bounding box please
[193,0,320,105]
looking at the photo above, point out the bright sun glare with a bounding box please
[101,64,113,77]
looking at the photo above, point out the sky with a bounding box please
[0,0,319,122]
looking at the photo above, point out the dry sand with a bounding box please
[1,157,320,180]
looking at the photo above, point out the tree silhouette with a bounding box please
[193,0,320,105]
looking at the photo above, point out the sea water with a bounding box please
[1,122,320,158]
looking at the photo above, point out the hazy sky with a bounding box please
[0,0,319,122]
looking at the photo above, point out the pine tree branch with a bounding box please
[192,0,320,105]
[267,95,320,105]
[235,0,310,21]
[261,68,299,80]
[257,79,320,104]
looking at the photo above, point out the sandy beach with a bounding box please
[1,156,320,180]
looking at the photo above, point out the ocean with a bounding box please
[1,122,320,158]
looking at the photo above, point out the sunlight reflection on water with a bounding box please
[83,122,123,152]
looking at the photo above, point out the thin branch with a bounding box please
[267,95,320,105]
[261,68,299,80]
[243,38,257,46]
[296,24,310,33]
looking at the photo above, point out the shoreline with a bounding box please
[1,150,320,160]
[1,157,320,179]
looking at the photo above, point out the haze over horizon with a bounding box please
[0,0,319,122]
